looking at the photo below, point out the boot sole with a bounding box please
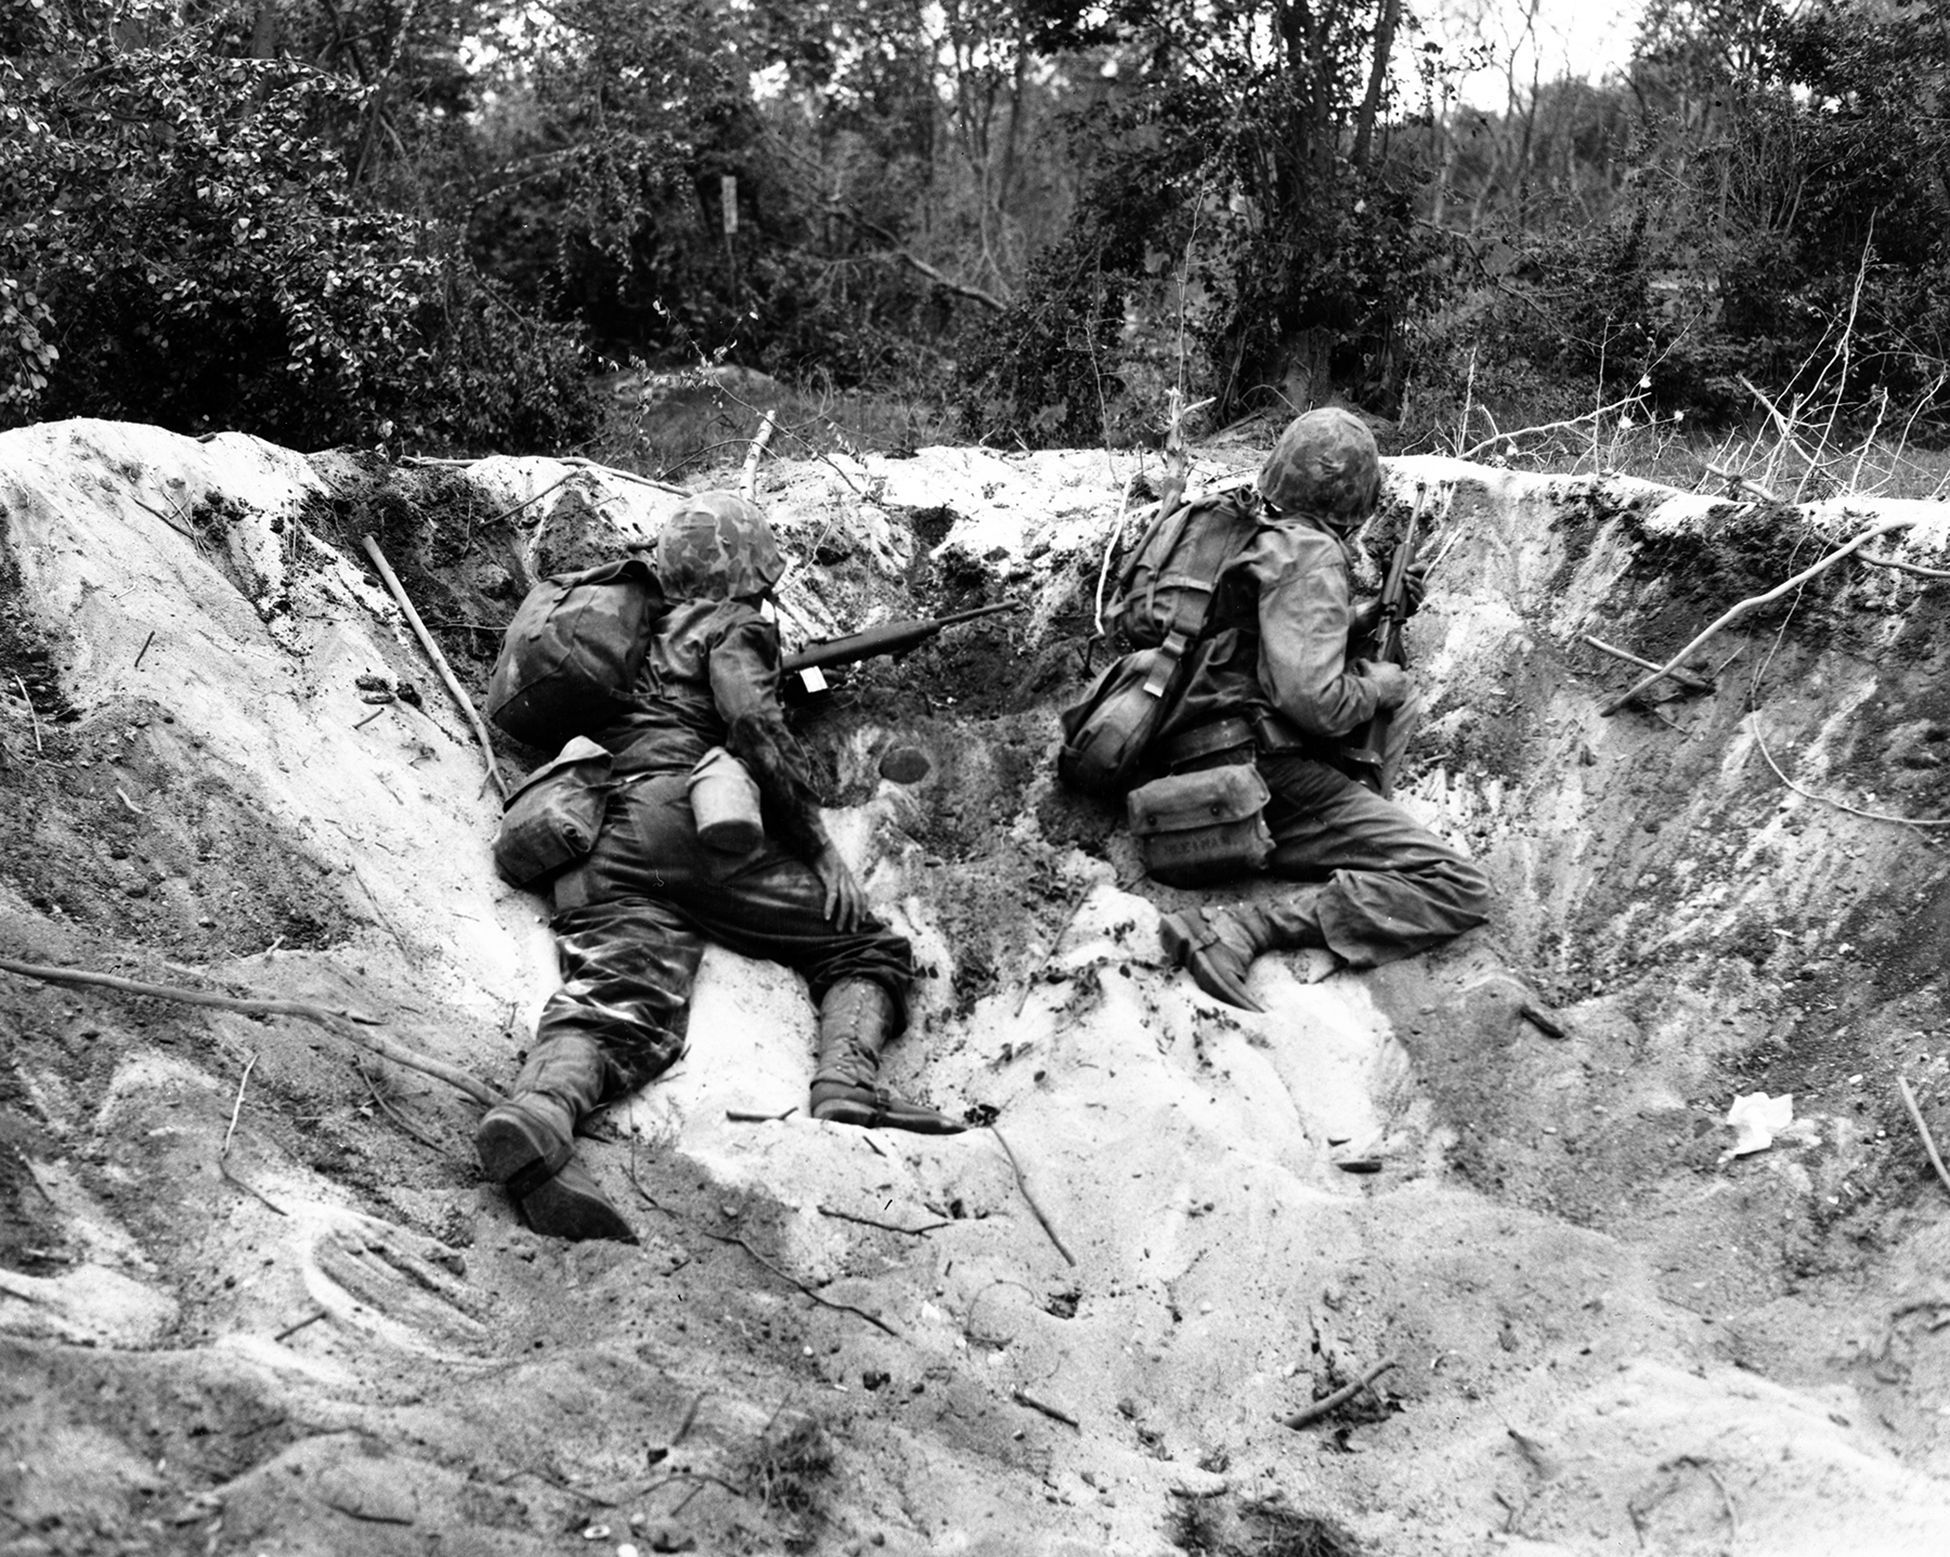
[811,1090,966,1135]
[477,1107,637,1243]
[1159,909,1267,1013]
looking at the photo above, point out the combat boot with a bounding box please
[810,979,964,1135]
[1159,891,1329,1013]
[476,1033,636,1243]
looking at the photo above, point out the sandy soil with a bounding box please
[3,419,1950,1556]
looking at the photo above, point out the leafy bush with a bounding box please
[0,5,596,452]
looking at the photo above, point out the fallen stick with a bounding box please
[1581,634,1713,693]
[1012,1388,1080,1428]
[1749,717,1950,831]
[359,534,509,802]
[725,1107,798,1123]
[1859,551,1950,580]
[1599,518,1919,716]
[990,1124,1077,1267]
[1704,462,1781,502]
[1013,885,1092,1018]
[0,955,503,1108]
[1280,1356,1398,1430]
[678,1202,899,1337]
[1518,1003,1566,1040]
[1897,1076,1950,1201]
[816,1203,950,1237]
[11,673,41,752]
[740,410,777,500]
[221,1051,258,1160]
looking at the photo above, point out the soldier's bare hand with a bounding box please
[812,845,868,931]
[1357,659,1410,710]
[1402,562,1428,616]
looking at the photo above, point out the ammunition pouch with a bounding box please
[492,737,613,889]
[1127,764,1274,889]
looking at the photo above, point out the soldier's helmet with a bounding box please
[1255,408,1381,526]
[654,490,785,601]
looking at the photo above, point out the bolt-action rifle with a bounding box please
[783,600,1023,701]
[1340,488,1426,793]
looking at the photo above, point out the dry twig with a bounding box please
[1280,1356,1398,1430]
[359,534,509,802]
[1748,718,1950,831]
[1581,635,1713,693]
[1012,1389,1080,1428]
[1897,1076,1950,1201]
[990,1124,1077,1266]
[1859,551,1950,580]
[740,410,777,500]
[221,1051,257,1160]
[628,1178,898,1336]
[0,954,503,1106]
[1600,519,1919,715]
[11,674,40,752]
[1461,392,1643,462]
[816,1203,950,1237]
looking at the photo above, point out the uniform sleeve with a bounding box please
[706,613,833,860]
[1255,527,1384,739]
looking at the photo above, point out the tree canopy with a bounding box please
[6,0,1950,452]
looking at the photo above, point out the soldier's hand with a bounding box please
[1357,659,1410,711]
[812,844,869,932]
[1402,562,1429,616]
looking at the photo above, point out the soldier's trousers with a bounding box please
[1256,690,1491,967]
[531,774,914,1101]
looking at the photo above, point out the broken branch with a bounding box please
[1599,519,1919,715]
[221,1050,257,1160]
[740,410,777,501]
[990,1124,1077,1267]
[0,955,504,1107]
[816,1203,950,1237]
[1748,717,1950,831]
[1280,1356,1398,1430]
[1858,551,1950,580]
[1581,635,1713,693]
[1012,1388,1080,1428]
[11,673,41,752]
[359,534,509,802]
[1897,1076,1950,1201]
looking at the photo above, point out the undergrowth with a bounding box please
[742,1413,833,1548]
[1169,1494,1365,1557]
[574,365,964,487]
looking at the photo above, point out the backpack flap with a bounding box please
[1126,764,1273,888]
[1056,643,1184,798]
[1108,489,1261,650]
[486,558,666,748]
[492,736,614,888]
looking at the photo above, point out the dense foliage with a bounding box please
[6,0,1950,454]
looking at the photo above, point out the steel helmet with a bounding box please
[654,490,785,601]
[1255,408,1381,526]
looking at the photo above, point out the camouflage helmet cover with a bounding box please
[654,490,785,601]
[1255,408,1381,525]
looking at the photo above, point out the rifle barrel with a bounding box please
[784,599,1023,672]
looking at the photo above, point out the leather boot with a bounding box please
[810,979,964,1135]
[476,1033,636,1243]
[1159,891,1328,1013]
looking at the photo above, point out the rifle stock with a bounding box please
[784,600,1022,696]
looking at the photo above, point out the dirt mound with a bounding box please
[4,420,1950,1556]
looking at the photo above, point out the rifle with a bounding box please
[783,600,1023,701]
[1340,487,1427,793]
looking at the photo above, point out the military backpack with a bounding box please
[486,558,668,749]
[1056,485,1263,797]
